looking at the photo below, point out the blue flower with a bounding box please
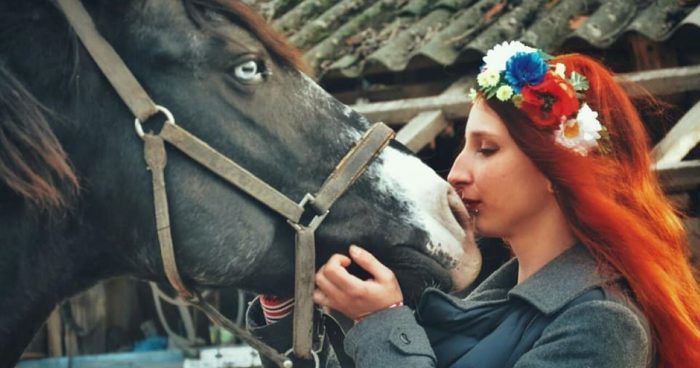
[504,51,548,93]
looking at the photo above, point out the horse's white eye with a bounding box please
[233,60,264,83]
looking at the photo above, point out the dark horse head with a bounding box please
[0,0,481,362]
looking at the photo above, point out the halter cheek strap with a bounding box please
[141,115,392,367]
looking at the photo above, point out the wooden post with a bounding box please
[652,101,700,167]
[64,283,107,355]
[46,306,63,357]
[396,110,450,152]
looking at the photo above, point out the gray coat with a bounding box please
[344,244,653,367]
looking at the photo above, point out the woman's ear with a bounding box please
[546,179,556,194]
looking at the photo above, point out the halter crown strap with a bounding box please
[56,0,158,122]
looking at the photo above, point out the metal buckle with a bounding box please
[284,348,320,368]
[134,105,176,138]
[291,193,329,230]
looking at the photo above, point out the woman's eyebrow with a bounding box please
[467,130,499,139]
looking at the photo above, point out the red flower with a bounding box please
[520,72,579,128]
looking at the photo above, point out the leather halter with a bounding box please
[56,0,394,366]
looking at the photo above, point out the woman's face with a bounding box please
[447,101,554,238]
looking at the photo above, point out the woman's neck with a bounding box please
[505,202,577,284]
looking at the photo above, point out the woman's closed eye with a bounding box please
[477,145,498,156]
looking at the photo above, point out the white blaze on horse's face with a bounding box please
[370,148,482,291]
[298,72,481,290]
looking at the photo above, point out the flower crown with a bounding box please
[469,41,610,156]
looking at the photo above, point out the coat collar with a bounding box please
[463,243,619,315]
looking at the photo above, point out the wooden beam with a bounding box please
[657,160,700,193]
[652,100,700,166]
[395,110,449,152]
[354,90,472,125]
[352,65,700,125]
[621,64,700,98]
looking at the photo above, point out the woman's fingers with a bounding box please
[322,256,365,292]
[348,245,395,283]
[313,289,327,306]
[315,268,341,296]
[316,254,364,302]
[329,253,352,268]
[315,248,404,320]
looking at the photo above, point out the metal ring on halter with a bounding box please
[284,348,320,368]
[134,105,176,138]
[290,193,329,230]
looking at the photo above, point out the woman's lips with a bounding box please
[462,199,482,216]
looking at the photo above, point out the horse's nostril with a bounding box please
[447,187,471,231]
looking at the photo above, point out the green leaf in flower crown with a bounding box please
[539,50,553,60]
[486,86,498,99]
[570,72,589,92]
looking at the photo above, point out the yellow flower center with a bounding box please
[563,121,580,138]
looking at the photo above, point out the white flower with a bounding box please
[554,63,566,78]
[468,88,478,101]
[554,104,603,156]
[477,69,500,88]
[482,41,536,72]
[496,85,513,101]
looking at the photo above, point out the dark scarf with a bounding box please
[416,288,603,368]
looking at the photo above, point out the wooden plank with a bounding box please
[64,283,107,355]
[354,92,472,125]
[621,64,700,98]
[441,76,474,97]
[657,160,700,193]
[46,307,63,357]
[103,277,143,351]
[395,110,450,152]
[352,65,700,125]
[652,101,700,166]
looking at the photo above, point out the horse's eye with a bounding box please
[233,59,264,83]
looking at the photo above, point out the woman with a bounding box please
[249,43,700,367]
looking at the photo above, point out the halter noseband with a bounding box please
[56,0,394,366]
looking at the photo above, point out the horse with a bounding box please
[0,0,481,363]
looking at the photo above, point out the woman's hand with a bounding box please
[313,245,403,321]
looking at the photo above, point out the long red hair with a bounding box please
[486,54,700,367]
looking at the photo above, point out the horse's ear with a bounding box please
[0,63,78,208]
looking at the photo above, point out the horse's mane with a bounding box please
[0,64,78,209]
[184,0,311,75]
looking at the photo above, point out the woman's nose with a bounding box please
[447,151,473,187]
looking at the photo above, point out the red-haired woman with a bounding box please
[248,42,700,367]
[308,43,700,367]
